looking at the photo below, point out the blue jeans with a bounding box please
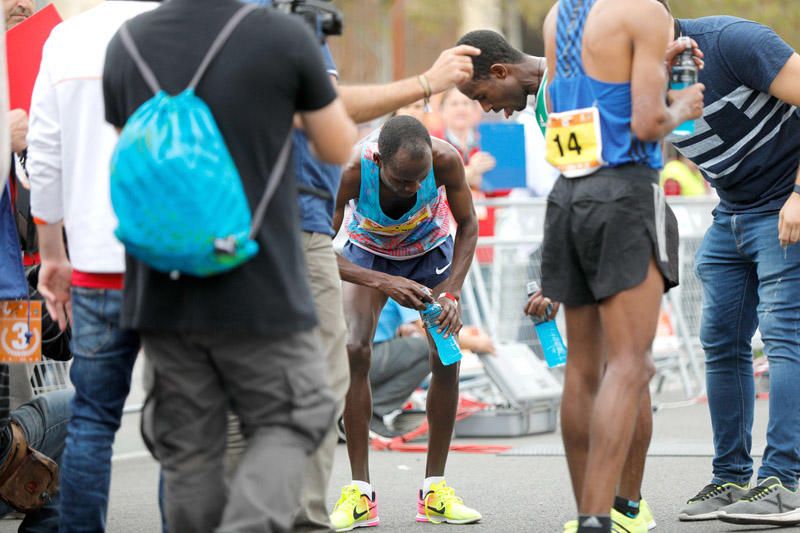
[0,389,72,533]
[696,211,800,490]
[59,288,139,533]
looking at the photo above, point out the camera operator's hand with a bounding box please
[424,45,481,94]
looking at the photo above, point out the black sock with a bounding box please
[577,514,611,533]
[613,495,641,518]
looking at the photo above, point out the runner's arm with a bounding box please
[332,149,434,310]
[433,140,478,300]
[428,140,477,336]
[543,4,558,113]
[628,2,705,141]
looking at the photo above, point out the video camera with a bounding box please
[273,0,343,43]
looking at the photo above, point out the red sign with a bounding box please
[6,4,62,113]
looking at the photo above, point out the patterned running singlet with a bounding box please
[346,130,451,260]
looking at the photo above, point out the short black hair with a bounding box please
[654,0,670,14]
[456,30,524,80]
[378,116,432,164]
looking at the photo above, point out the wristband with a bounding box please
[417,74,432,113]
[438,292,459,307]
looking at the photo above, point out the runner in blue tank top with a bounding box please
[454,5,702,530]
[455,26,685,532]
[540,1,704,532]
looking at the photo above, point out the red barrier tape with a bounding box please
[369,396,512,455]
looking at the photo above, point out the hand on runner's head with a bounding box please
[665,37,705,72]
[424,45,481,95]
[524,291,559,321]
[379,276,434,310]
[433,294,462,338]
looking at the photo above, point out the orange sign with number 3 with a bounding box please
[0,301,42,363]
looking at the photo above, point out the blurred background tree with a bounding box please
[330,0,800,84]
[671,0,799,49]
[33,0,800,84]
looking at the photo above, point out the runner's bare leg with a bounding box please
[342,281,388,482]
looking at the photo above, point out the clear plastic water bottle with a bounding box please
[670,36,698,136]
[527,281,567,368]
[420,302,462,366]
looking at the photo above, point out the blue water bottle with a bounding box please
[670,36,698,136]
[527,281,567,368]
[420,302,462,366]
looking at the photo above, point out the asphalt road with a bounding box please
[0,397,778,533]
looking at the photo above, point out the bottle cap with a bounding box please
[526,281,540,296]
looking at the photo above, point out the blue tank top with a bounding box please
[549,0,662,170]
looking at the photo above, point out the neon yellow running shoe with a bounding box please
[563,519,578,532]
[639,499,656,530]
[416,480,482,524]
[329,484,379,532]
[611,508,648,533]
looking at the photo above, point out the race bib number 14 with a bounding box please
[0,301,42,363]
[545,106,605,178]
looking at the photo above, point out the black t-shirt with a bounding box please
[103,0,336,337]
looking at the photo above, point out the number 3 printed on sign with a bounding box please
[0,301,42,363]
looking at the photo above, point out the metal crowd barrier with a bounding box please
[8,358,72,409]
[30,359,71,396]
[463,195,719,400]
[31,197,719,403]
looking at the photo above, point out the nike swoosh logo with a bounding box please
[435,263,452,275]
[427,505,446,515]
[353,507,369,520]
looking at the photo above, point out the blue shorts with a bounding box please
[342,236,454,289]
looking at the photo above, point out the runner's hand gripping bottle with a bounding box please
[420,302,462,366]
[527,281,567,368]
[670,36,698,136]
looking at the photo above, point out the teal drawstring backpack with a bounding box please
[110,4,292,278]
